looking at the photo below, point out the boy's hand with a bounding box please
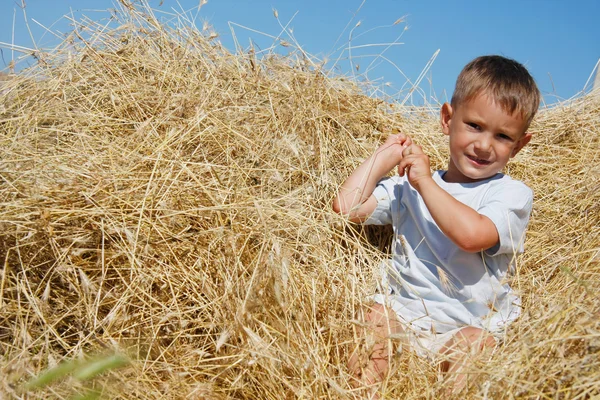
[377,133,412,169]
[332,132,412,222]
[381,132,412,149]
[397,144,432,189]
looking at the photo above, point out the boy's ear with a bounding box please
[511,132,533,157]
[440,102,453,136]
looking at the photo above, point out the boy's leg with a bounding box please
[348,303,403,389]
[439,326,496,394]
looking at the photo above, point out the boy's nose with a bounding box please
[474,135,492,152]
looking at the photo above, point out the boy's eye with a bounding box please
[467,122,480,130]
[497,133,513,141]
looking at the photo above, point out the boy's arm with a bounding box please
[332,134,411,223]
[397,144,499,253]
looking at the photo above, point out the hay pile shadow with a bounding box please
[1,3,598,399]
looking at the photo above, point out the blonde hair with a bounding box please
[451,55,541,130]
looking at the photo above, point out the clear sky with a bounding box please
[1,0,599,105]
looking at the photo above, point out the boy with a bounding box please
[333,55,540,394]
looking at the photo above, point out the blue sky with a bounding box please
[1,0,599,105]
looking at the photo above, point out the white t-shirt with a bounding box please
[365,171,533,334]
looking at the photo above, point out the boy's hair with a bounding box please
[451,55,541,130]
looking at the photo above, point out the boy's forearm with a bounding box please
[333,145,401,221]
[414,178,499,252]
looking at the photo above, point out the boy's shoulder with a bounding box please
[485,173,532,195]
[434,170,533,207]
[436,170,531,191]
[478,173,534,209]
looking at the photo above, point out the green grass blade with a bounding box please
[72,354,129,381]
[23,359,79,390]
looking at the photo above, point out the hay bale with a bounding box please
[0,3,598,399]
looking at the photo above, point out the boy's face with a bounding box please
[440,93,532,183]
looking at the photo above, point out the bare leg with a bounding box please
[348,303,403,397]
[439,326,496,395]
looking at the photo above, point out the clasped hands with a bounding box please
[378,133,432,189]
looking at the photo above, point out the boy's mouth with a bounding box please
[466,154,491,166]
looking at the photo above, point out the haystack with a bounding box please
[1,2,598,399]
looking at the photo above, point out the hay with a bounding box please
[1,3,598,399]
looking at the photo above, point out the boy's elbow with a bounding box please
[454,217,499,253]
[332,196,352,216]
[332,197,343,215]
[457,241,485,253]
[455,232,497,253]
[332,197,363,223]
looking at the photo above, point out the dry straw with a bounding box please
[1,2,598,399]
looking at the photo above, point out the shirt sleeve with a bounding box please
[362,177,400,226]
[478,180,533,256]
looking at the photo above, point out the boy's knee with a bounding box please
[456,327,496,350]
[365,304,401,329]
[439,327,496,373]
[441,326,496,357]
[365,303,388,324]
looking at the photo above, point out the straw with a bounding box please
[0,2,598,398]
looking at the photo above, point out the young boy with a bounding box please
[333,55,540,394]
